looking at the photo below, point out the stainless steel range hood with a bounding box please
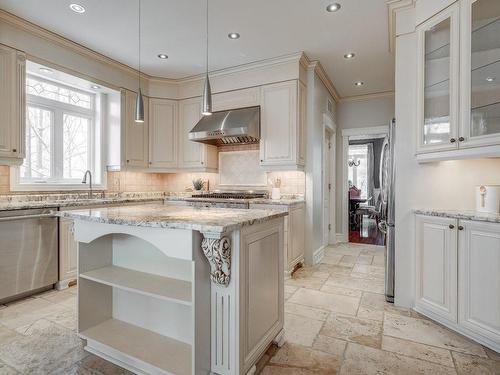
[189,106,260,146]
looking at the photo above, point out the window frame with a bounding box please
[11,73,106,191]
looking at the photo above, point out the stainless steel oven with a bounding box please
[0,208,58,303]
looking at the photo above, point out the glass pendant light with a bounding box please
[135,0,144,123]
[201,0,212,116]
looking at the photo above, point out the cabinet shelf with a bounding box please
[80,266,192,305]
[80,318,192,375]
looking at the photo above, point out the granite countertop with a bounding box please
[165,195,305,206]
[415,209,500,224]
[57,203,288,234]
[0,192,165,211]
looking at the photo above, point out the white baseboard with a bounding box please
[335,233,348,243]
[313,246,325,265]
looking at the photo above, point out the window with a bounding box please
[17,73,102,188]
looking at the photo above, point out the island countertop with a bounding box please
[57,203,288,234]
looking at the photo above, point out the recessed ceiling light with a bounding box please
[69,3,86,13]
[486,77,496,82]
[344,52,355,59]
[39,67,53,74]
[326,3,341,12]
[354,81,364,86]
[157,54,169,59]
[228,32,240,40]
[91,84,100,90]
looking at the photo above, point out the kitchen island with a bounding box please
[59,204,286,375]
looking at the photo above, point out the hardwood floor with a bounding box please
[349,216,385,246]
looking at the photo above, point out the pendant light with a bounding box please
[134,0,144,123]
[201,0,212,116]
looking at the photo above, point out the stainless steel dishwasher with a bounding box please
[0,208,58,303]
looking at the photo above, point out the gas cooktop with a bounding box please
[190,191,267,200]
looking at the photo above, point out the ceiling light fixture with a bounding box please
[354,81,364,86]
[157,54,168,59]
[344,52,355,59]
[228,32,240,39]
[134,0,144,123]
[69,3,86,13]
[91,84,100,90]
[39,67,53,74]
[486,77,496,82]
[201,0,212,116]
[326,3,341,12]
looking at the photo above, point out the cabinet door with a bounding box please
[458,220,500,346]
[123,90,148,168]
[297,82,306,166]
[416,4,460,153]
[212,87,260,112]
[460,0,500,148]
[415,215,458,322]
[149,98,177,169]
[59,217,77,282]
[0,45,25,161]
[178,97,217,170]
[260,81,298,167]
[289,205,305,266]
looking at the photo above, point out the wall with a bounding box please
[335,95,395,233]
[305,68,337,263]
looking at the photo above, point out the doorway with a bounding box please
[341,126,388,246]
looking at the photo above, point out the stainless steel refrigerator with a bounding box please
[379,119,396,303]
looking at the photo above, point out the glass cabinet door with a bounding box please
[417,4,459,153]
[462,0,500,145]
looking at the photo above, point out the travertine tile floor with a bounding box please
[0,243,498,374]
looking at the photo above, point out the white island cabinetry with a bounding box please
[64,204,286,375]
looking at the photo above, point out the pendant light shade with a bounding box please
[202,74,212,116]
[201,0,212,116]
[135,88,144,122]
[134,0,144,123]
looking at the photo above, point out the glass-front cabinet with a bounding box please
[461,0,500,147]
[416,0,500,159]
[417,3,460,153]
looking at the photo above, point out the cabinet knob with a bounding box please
[12,149,16,153]
[458,137,465,142]
[201,161,204,165]
[260,160,263,163]
[126,160,130,163]
[450,138,456,143]
[449,224,455,229]
[458,225,464,231]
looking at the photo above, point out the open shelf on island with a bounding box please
[80,318,192,375]
[80,265,192,305]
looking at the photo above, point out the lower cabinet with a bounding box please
[415,214,500,352]
[250,203,305,276]
[57,216,77,289]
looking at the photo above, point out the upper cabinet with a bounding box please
[0,44,26,165]
[149,98,177,169]
[260,80,305,170]
[212,87,260,112]
[122,89,149,168]
[178,97,217,171]
[416,0,500,162]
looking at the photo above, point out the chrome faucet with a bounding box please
[82,170,93,199]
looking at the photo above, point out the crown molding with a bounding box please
[306,60,341,103]
[0,9,147,80]
[339,90,395,103]
[386,0,416,52]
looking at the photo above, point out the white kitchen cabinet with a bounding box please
[415,215,458,322]
[458,220,500,351]
[416,0,500,161]
[212,87,260,112]
[149,98,177,169]
[122,89,149,168]
[259,80,305,170]
[0,44,25,165]
[178,97,217,171]
[249,202,305,276]
[57,216,77,290]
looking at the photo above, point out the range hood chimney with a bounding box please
[189,106,260,146]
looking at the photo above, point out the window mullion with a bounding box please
[53,109,64,180]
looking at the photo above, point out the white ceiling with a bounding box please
[0,0,395,98]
